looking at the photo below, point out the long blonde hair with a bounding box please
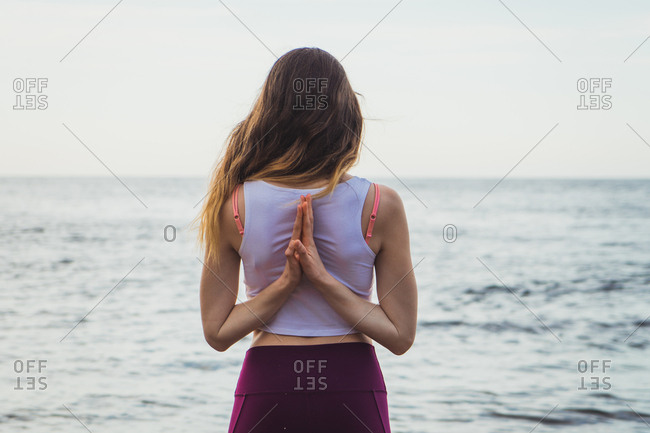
[192,47,364,266]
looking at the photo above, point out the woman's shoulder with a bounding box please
[360,180,403,213]
[360,181,406,250]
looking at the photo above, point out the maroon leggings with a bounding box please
[228,342,391,433]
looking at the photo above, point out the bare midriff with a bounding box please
[251,329,373,347]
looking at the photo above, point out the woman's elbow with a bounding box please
[390,333,415,356]
[204,331,230,352]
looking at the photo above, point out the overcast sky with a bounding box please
[1,0,649,178]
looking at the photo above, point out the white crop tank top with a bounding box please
[233,175,380,337]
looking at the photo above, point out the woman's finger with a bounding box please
[286,240,302,263]
[301,202,310,241]
[302,194,314,240]
[294,239,307,254]
[308,194,313,226]
[291,202,303,240]
[285,240,294,257]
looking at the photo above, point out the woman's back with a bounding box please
[238,175,378,336]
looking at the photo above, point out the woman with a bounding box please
[195,47,417,433]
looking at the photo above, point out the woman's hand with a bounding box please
[279,201,304,289]
[294,194,332,289]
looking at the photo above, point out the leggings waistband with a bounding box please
[234,342,387,395]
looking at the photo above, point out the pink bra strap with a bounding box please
[232,184,244,236]
[365,183,380,243]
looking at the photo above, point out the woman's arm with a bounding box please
[294,189,418,355]
[200,194,304,352]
